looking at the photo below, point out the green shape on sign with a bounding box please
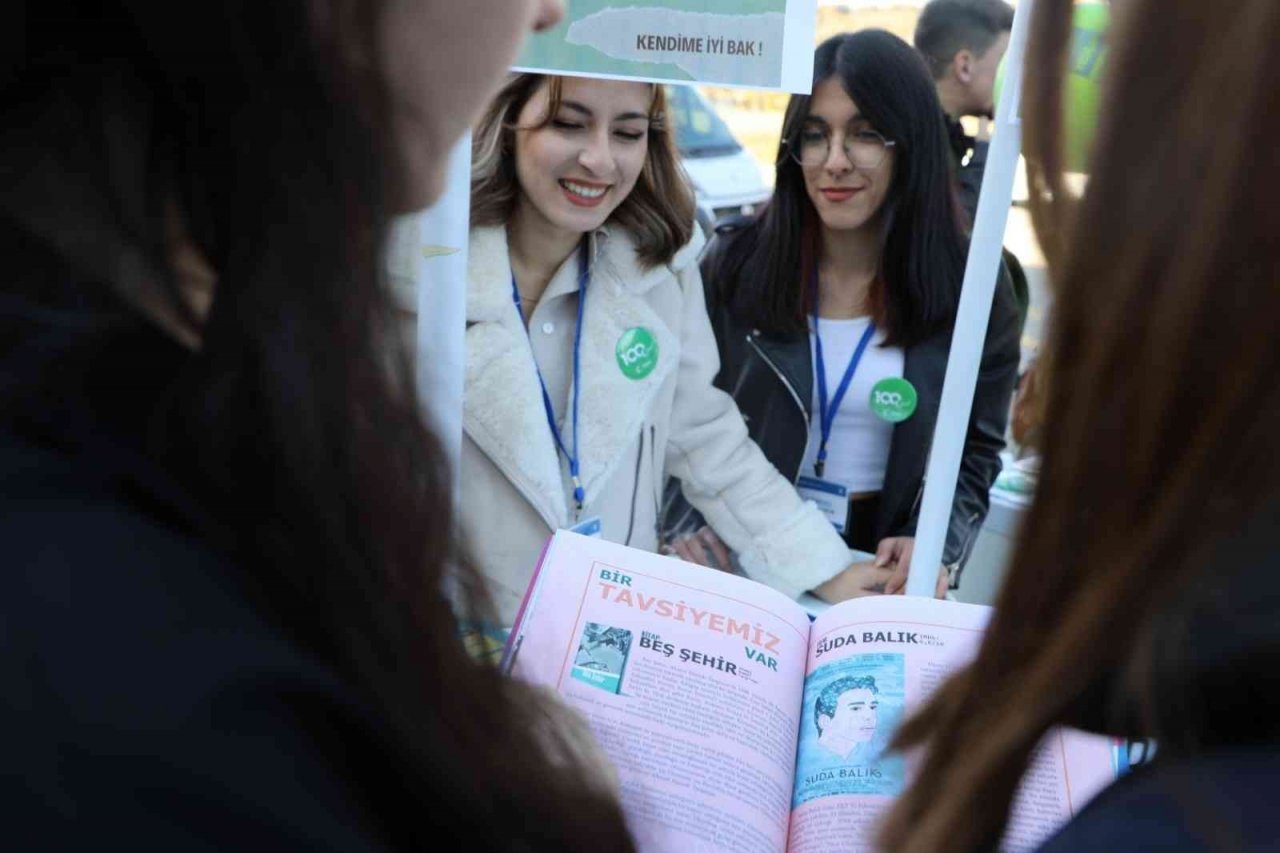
[870,378,918,423]
[616,327,659,380]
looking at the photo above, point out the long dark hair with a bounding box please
[723,30,967,346]
[2,2,632,850]
[880,1,1280,850]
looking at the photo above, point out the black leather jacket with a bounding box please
[945,113,987,224]
[663,219,1021,583]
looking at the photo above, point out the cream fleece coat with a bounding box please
[459,224,851,623]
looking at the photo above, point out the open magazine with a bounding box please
[505,531,1118,853]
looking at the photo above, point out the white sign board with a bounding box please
[515,0,819,92]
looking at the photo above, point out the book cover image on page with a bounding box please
[793,651,908,805]
[506,531,1119,853]
[571,622,634,694]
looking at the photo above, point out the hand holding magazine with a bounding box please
[506,532,1117,853]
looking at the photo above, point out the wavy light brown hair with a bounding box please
[471,73,695,268]
[879,0,1280,850]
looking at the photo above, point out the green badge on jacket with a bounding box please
[870,377,918,422]
[616,327,659,380]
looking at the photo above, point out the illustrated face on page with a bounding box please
[828,688,879,744]
[817,685,880,759]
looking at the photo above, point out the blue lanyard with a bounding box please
[812,292,876,479]
[511,240,590,512]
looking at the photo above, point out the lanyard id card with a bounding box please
[569,516,603,537]
[512,240,591,512]
[797,475,849,534]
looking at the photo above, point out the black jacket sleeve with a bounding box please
[941,262,1022,574]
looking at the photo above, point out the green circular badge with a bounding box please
[616,327,659,380]
[870,378,918,423]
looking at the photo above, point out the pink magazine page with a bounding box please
[788,596,1116,852]
[1001,728,1116,851]
[510,531,813,853]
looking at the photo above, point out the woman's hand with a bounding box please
[812,560,897,602]
[876,536,949,598]
[661,526,732,572]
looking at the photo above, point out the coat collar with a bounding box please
[465,224,696,528]
[466,225,702,321]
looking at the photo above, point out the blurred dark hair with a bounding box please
[721,30,967,347]
[881,0,1280,850]
[1,1,633,849]
[914,0,1016,79]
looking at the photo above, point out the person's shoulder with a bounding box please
[692,214,762,315]
[668,218,709,275]
[711,212,758,245]
[1037,748,1280,852]
[1,431,390,847]
[0,431,339,705]
[702,213,759,273]
[3,432,229,594]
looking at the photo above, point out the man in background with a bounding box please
[915,0,1028,332]
[915,0,1015,219]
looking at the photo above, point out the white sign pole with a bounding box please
[781,0,820,94]
[415,133,472,499]
[905,0,1034,596]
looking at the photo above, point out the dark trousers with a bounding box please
[842,494,881,554]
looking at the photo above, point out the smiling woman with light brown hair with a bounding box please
[878,1,1280,849]
[472,75,696,269]
[459,73,888,627]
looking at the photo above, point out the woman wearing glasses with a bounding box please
[664,30,1021,596]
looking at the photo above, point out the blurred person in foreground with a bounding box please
[880,0,1280,849]
[0,1,644,850]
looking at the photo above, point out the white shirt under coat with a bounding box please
[800,316,905,494]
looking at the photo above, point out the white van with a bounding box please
[665,85,772,227]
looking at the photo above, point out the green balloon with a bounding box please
[995,3,1109,172]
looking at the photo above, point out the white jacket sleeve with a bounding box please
[664,253,852,599]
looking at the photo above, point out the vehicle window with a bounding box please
[665,85,742,158]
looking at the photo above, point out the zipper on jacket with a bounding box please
[746,333,810,482]
[909,479,926,521]
[624,427,644,546]
[947,510,983,587]
[910,441,935,521]
[650,424,660,536]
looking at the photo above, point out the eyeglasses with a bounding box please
[787,127,896,170]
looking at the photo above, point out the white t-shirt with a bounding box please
[799,316,905,494]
